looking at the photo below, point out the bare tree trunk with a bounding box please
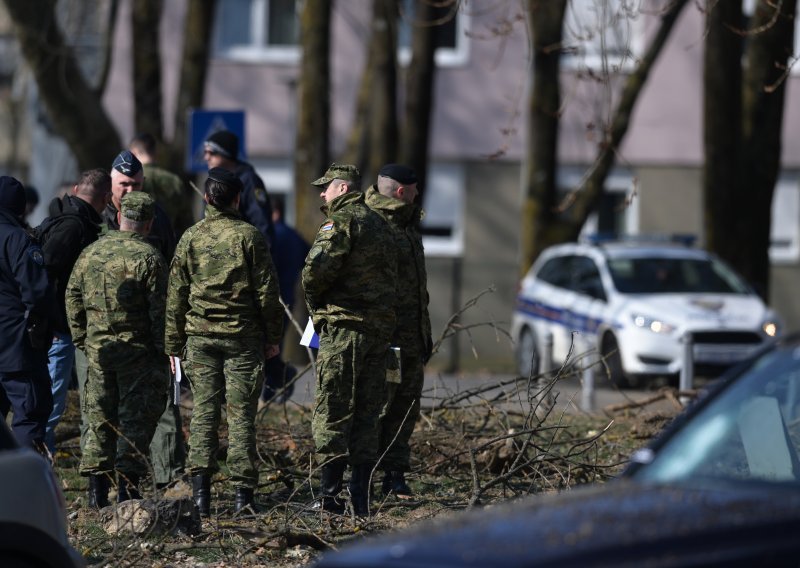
[167,0,217,172]
[294,0,332,243]
[343,0,398,184]
[736,0,796,297]
[521,0,568,275]
[522,0,689,275]
[399,0,438,197]
[3,0,122,170]
[703,0,743,267]
[132,0,164,140]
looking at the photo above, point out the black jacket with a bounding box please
[235,162,275,248]
[102,199,176,261]
[39,195,104,334]
[0,209,56,371]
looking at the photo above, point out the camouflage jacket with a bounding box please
[365,185,432,353]
[65,230,167,358]
[164,204,283,354]
[302,191,397,339]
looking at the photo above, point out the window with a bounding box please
[420,163,465,256]
[770,174,800,263]
[214,0,299,63]
[558,167,639,238]
[397,0,469,66]
[562,0,642,71]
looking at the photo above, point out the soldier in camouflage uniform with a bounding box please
[302,163,397,517]
[66,192,168,509]
[365,164,433,498]
[165,167,283,516]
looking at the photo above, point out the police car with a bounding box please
[511,236,781,387]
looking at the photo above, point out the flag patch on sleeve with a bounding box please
[322,221,334,231]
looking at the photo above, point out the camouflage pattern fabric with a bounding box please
[183,335,264,488]
[142,164,194,236]
[164,204,283,355]
[302,191,397,338]
[365,186,433,472]
[312,326,388,466]
[66,231,167,363]
[65,230,168,477]
[149,371,186,485]
[80,350,167,477]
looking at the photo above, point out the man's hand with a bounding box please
[265,344,280,360]
[169,356,177,375]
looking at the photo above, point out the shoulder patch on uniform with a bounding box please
[322,221,335,231]
[28,247,44,266]
[254,187,267,204]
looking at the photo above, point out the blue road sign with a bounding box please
[187,109,246,172]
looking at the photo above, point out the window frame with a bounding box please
[561,0,644,72]
[213,0,301,64]
[420,163,465,257]
[397,1,470,67]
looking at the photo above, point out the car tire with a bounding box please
[516,327,539,378]
[601,333,631,388]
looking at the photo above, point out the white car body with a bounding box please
[511,239,781,385]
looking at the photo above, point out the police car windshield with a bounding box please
[607,256,751,294]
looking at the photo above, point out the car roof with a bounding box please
[541,240,712,262]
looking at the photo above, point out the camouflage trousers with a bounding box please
[80,348,167,478]
[77,348,185,484]
[312,325,389,466]
[379,344,425,472]
[184,335,264,489]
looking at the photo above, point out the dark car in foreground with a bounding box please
[0,420,84,567]
[315,334,800,567]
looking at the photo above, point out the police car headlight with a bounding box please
[763,321,779,337]
[631,313,676,334]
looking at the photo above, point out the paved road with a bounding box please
[284,365,686,416]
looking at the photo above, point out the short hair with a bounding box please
[205,176,240,208]
[75,169,111,200]
[130,132,157,156]
[119,217,149,232]
[376,175,401,197]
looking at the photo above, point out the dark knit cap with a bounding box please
[205,130,239,160]
[0,176,26,216]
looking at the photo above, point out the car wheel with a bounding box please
[601,333,630,388]
[516,327,538,378]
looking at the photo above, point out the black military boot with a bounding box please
[382,470,413,497]
[349,463,373,517]
[191,474,211,517]
[88,473,111,509]
[313,460,346,514]
[117,472,141,502]
[234,487,255,513]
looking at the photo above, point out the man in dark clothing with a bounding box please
[260,196,310,405]
[40,169,111,455]
[102,150,177,261]
[203,130,275,247]
[0,176,57,451]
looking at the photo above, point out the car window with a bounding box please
[632,342,800,486]
[607,256,751,294]
[536,256,572,289]
[572,256,606,300]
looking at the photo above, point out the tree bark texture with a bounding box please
[132,0,164,141]
[3,0,122,170]
[399,0,438,199]
[294,0,332,243]
[703,0,743,267]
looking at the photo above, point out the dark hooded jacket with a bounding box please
[39,195,104,333]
